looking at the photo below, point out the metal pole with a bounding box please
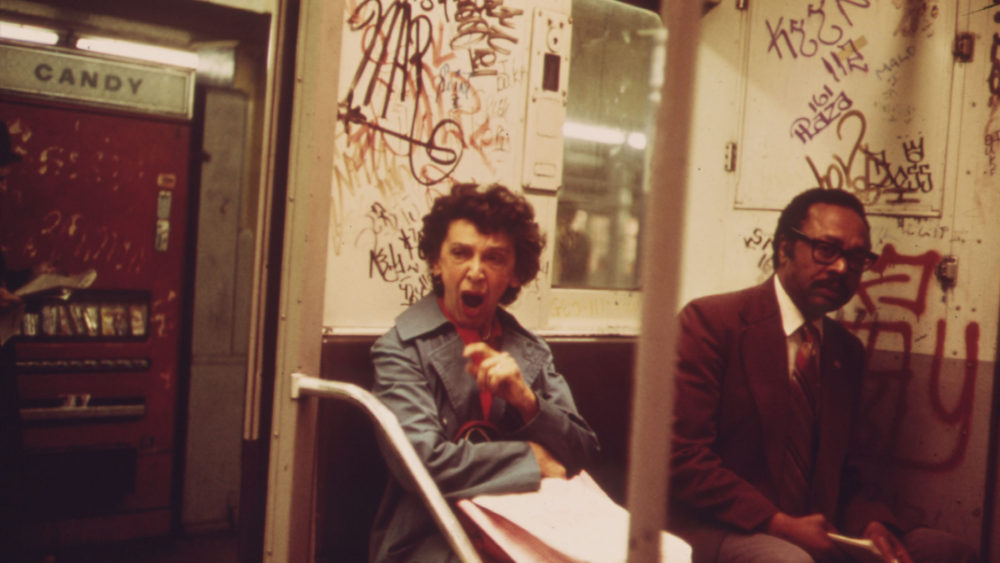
[625,0,702,561]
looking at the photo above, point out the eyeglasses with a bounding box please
[789,228,878,271]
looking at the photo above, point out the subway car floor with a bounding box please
[22,531,237,563]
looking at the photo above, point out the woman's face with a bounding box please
[432,218,518,331]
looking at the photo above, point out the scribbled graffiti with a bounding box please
[991,33,1000,97]
[874,44,916,84]
[23,210,146,274]
[821,37,869,82]
[331,0,524,257]
[764,0,871,82]
[357,199,434,305]
[790,84,854,144]
[340,0,465,186]
[988,33,1000,176]
[765,0,870,59]
[334,0,522,197]
[891,0,940,38]
[805,110,934,205]
[451,0,523,77]
[846,244,978,471]
[742,227,775,274]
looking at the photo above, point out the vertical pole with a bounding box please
[625,0,702,561]
[262,0,343,560]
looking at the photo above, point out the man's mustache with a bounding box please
[811,276,849,294]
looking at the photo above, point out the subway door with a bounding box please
[1,98,193,546]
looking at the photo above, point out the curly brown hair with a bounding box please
[419,183,545,305]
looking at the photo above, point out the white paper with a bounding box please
[14,269,97,297]
[458,471,692,563]
[828,532,885,563]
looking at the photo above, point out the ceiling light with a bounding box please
[0,21,60,45]
[75,36,198,69]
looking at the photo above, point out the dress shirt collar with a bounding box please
[773,276,823,340]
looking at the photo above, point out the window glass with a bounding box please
[555,0,661,290]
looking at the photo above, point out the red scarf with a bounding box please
[438,299,502,421]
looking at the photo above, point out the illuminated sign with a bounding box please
[0,42,194,119]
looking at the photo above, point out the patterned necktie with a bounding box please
[782,322,820,515]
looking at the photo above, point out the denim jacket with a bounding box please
[369,295,599,561]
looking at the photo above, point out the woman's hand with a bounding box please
[528,441,567,479]
[463,342,539,421]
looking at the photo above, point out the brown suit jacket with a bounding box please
[669,278,898,563]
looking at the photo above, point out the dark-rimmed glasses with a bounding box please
[789,228,878,272]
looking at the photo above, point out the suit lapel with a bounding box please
[740,281,791,489]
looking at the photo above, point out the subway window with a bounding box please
[555,0,661,290]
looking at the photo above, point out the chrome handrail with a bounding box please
[290,374,482,563]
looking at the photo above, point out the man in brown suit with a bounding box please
[669,189,977,562]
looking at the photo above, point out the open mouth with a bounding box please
[461,292,485,308]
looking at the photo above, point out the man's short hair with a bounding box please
[771,188,870,271]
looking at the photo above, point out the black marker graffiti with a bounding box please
[805,110,935,205]
[340,0,465,185]
[765,0,871,60]
[360,200,434,305]
[452,0,523,77]
[821,37,869,82]
[790,84,854,144]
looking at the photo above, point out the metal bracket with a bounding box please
[724,141,738,172]
[954,32,975,63]
[935,255,958,288]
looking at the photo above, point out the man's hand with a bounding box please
[766,512,843,561]
[31,260,57,277]
[463,342,539,421]
[863,521,913,563]
[528,441,566,479]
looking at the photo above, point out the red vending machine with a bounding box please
[0,42,195,544]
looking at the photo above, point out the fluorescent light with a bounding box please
[563,121,625,145]
[563,120,647,150]
[76,36,198,69]
[0,21,60,45]
[626,132,647,150]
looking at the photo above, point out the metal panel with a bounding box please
[734,1,955,216]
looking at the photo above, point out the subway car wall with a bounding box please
[306,1,999,562]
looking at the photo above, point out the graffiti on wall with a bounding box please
[847,244,978,471]
[330,0,533,308]
[739,1,951,215]
[764,0,872,82]
[804,110,935,206]
[987,32,1000,177]
[358,197,434,306]
[334,0,522,194]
